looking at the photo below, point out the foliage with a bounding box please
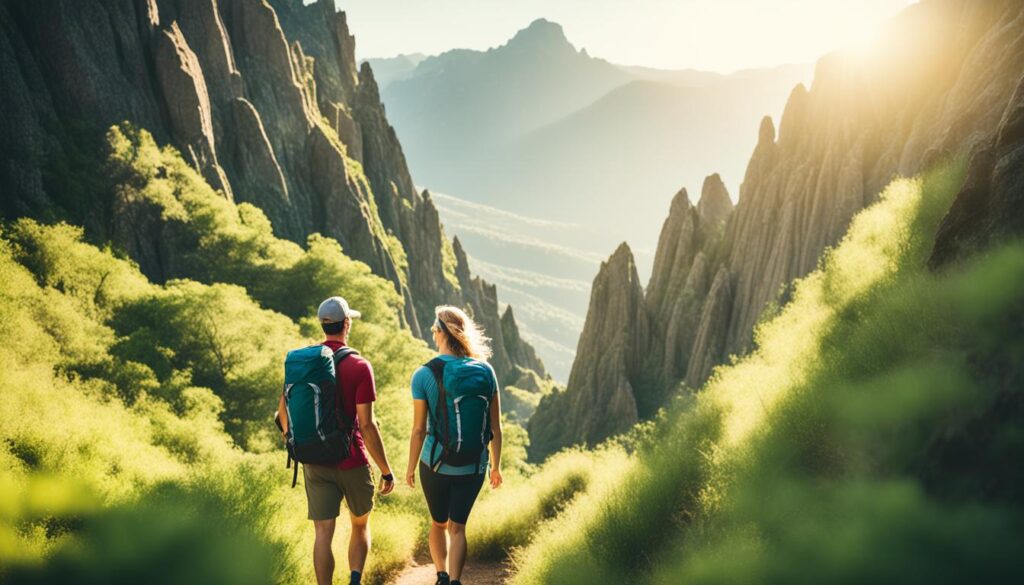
[513,163,1024,583]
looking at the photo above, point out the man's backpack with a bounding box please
[281,345,357,487]
[425,357,494,473]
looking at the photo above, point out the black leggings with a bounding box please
[419,462,486,525]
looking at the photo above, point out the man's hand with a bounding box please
[379,470,395,496]
[489,468,503,490]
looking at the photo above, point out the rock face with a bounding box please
[532,0,1024,457]
[0,0,545,379]
[529,243,651,459]
[930,72,1024,267]
[721,0,1024,356]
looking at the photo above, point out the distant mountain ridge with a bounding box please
[375,18,810,251]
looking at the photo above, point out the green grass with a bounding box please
[512,162,1024,583]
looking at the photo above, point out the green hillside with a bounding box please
[510,162,1024,583]
[0,125,558,584]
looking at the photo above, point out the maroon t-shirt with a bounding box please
[323,340,376,470]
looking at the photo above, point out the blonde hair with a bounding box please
[434,305,492,361]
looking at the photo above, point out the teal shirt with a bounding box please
[411,355,498,475]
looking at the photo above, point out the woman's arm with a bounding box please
[406,399,428,487]
[488,390,503,489]
[277,394,288,442]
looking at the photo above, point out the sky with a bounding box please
[337,0,915,73]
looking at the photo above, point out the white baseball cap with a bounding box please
[317,296,361,322]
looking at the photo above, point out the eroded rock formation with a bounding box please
[529,243,651,458]
[0,0,545,379]
[930,72,1024,267]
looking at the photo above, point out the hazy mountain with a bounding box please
[471,65,810,245]
[361,53,426,89]
[379,18,810,255]
[381,18,632,184]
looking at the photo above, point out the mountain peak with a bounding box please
[508,18,571,50]
[698,174,733,226]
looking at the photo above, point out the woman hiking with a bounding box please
[405,306,503,585]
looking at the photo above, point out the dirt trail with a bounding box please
[389,558,511,585]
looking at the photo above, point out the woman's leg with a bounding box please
[446,472,487,581]
[429,519,448,573]
[420,463,452,574]
[447,521,467,581]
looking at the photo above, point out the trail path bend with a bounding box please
[389,558,511,585]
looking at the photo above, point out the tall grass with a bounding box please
[513,162,1024,583]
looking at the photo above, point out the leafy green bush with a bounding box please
[106,124,405,327]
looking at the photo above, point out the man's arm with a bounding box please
[356,402,394,495]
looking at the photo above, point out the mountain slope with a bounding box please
[530,0,1024,457]
[0,0,545,384]
[381,18,631,176]
[482,66,806,244]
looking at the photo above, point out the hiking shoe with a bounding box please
[436,572,450,585]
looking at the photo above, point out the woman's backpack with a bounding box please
[425,357,494,473]
[282,345,357,487]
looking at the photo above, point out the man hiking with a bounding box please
[278,296,395,585]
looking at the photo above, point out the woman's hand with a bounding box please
[406,467,416,489]
[489,467,503,490]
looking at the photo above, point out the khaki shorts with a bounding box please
[302,463,375,520]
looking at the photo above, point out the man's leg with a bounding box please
[429,520,449,574]
[313,519,337,585]
[349,511,371,575]
[447,522,467,581]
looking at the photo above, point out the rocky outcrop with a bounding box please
[930,72,1024,267]
[697,173,733,227]
[529,243,650,458]
[153,22,231,197]
[0,0,545,379]
[685,266,733,388]
[500,306,547,381]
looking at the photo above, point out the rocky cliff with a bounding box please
[529,243,651,459]
[0,0,545,380]
[530,0,1024,457]
[930,71,1024,268]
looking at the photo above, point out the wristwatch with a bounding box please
[381,472,394,482]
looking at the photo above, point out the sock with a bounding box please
[350,570,362,584]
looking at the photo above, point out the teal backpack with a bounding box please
[425,357,495,473]
[281,345,357,487]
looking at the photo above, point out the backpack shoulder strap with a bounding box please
[333,347,359,362]
[331,347,360,428]
[424,357,450,450]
